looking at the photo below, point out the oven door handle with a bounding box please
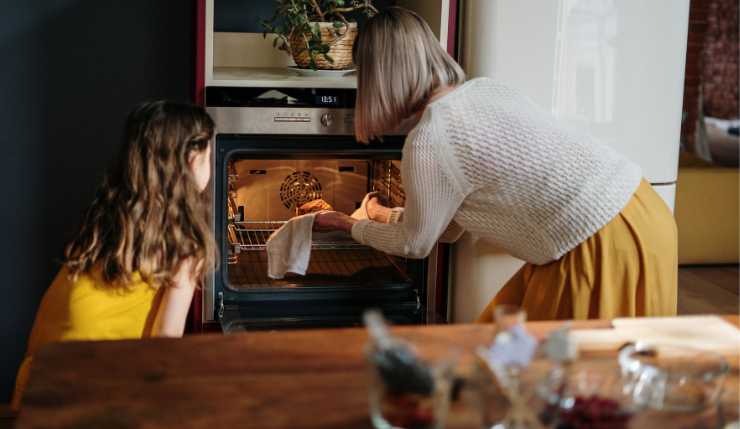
[217,291,225,320]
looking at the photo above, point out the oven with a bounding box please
[201,86,447,332]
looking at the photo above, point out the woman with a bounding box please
[12,101,217,409]
[314,7,677,321]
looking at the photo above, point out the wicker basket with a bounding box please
[289,22,357,70]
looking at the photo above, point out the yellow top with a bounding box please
[12,266,163,410]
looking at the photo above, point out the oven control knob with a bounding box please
[320,113,334,128]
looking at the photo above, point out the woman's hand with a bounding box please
[366,195,393,223]
[313,211,357,234]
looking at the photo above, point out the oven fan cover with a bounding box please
[279,171,323,209]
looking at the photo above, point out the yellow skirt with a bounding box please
[477,180,677,322]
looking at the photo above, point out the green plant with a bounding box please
[261,0,377,70]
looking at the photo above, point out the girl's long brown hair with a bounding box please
[64,100,217,288]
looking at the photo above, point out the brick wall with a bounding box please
[681,0,739,151]
[703,0,739,119]
[681,0,709,151]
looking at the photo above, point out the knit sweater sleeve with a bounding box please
[350,118,469,258]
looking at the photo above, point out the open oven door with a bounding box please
[216,286,424,333]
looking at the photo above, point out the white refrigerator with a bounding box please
[452,0,690,322]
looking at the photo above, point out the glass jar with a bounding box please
[536,360,640,429]
[367,345,456,429]
[475,305,543,429]
[618,343,729,412]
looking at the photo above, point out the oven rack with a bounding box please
[227,248,410,289]
[229,220,366,252]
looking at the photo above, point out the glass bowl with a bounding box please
[537,360,640,429]
[618,342,729,412]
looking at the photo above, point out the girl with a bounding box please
[12,100,216,409]
[315,7,678,321]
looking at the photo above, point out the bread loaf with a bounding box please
[297,199,333,215]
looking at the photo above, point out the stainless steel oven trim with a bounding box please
[207,106,355,135]
[206,106,412,136]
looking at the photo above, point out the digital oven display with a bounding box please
[315,94,340,106]
[205,87,355,108]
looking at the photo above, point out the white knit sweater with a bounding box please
[351,78,642,265]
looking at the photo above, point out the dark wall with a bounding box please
[214,0,396,32]
[0,0,194,402]
[215,0,276,32]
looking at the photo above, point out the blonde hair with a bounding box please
[353,7,465,143]
[64,101,217,288]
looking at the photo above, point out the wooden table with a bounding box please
[16,317,739,429]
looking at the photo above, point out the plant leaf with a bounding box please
[259,0,376,57]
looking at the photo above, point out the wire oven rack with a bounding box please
[228,220,366,252]
[227,247,410,289]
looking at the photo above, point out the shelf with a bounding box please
[228,221,367,252]
[210,67,357,89]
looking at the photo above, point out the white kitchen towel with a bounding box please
[266,213,317,279]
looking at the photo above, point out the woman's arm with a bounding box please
[315,119,469,257]
[350,127,470,258]
[150,259,198,337]
[366,198,464,243]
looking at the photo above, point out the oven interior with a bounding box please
[224,156,409,291]
[212,136,427,331]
